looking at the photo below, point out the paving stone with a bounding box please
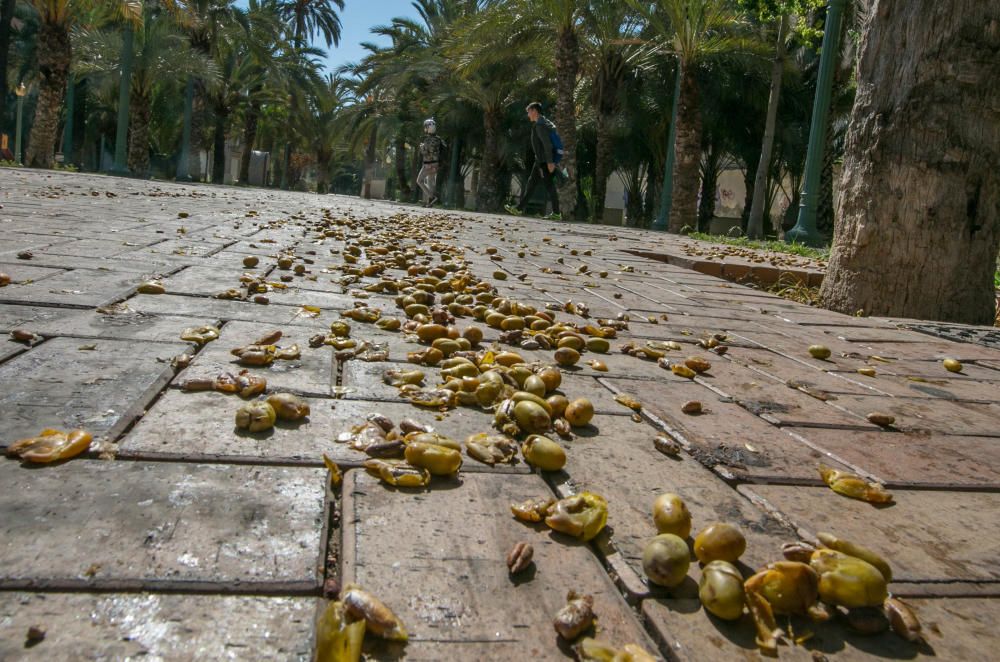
[27,309,217,344]
[0,337,186,447]
[874,358,1000,382]
[724,345,881,396]
[739,484,1000,582]
[603,378,855,482]
[178,320,334,396]
[787,427,1000,487]
[830,394,1000,437]
[341,470,660,655]
[160,265,261,296]
[641,595,985,662]
[547,414,797,600]
[0,262,67,285]
[119,389,354,465]
[0,593,316,660]
[39,237,160,259]
[0,268,152,308]
[0,460,325,586]
[126,292,339,326]
[0,304,78,333]
[829,370,1000,403]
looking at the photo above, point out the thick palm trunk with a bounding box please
[747,15,789,239]
[554,27,579,218]
[821,0,1000,324]
[315,153,331,193]
[669,67,702,233]
[239,96,262,184]
[592,111,614,223]
[26,21,71,169]
[0,0,16,126]
[127,88,151,175]
[362,125,378,199]
[211,111,226,184]
[476,108,502,212]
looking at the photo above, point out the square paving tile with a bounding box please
[177,320,334,396]
[341,470,658,654]
[0,460,326,586]
[641,595,980,662]
[787,427,1000,487]
[0,593,316,660]
[739,484,1000,582]
[0,337,187,447]
[549,415,798,600]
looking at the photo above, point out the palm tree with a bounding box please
[582,1,642,223]
[628,0,751,232]
[73,5,209,174]
[302,73,351,192]
[276,0,344,47]
[21,0,134,168]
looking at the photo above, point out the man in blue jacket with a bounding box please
[505,102,562,220]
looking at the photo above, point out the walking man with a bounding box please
[416,118,443,206]
[505,102,562,220]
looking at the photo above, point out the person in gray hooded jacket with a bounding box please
[505,102,561,219]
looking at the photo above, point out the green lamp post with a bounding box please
[652,61,683,231]
[111,25,134,176]
[785,0,847,247]
[175,76,194,181]
[62,77,75,166]
[14,82,26,165]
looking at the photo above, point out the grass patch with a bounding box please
[686,232,830,261]
[766,273,822,306]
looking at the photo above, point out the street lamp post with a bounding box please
[652,61,683,231]
[14,82,26,165]
[785,0,847,247]
[111,25,134,176]
[175,76,194,181]
[62,77,75,166]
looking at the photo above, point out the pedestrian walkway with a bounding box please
[1,168,998,660]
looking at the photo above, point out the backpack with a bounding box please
[548,126,565,164]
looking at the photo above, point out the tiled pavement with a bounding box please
[1,167,999,660]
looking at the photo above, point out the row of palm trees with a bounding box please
[4,0,846,233]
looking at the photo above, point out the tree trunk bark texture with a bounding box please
[747,14,789,239]
[239,97,262,184]
[820,0,1000,325]
[476,109,502,212]
[669,67,702,233]
[26,22,71,169]
[127,88,151,175]
[0,0,16,126]
[592,111,614,223]
[816,125,836,237]
[554,28,579,218]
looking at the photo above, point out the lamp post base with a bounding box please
[783,223,826,248]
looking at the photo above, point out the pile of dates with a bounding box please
[639,492,924,654]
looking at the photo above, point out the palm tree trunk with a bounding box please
[0,0,16,126]
[669,66,702,233]
[127,88,151,175]
[477,108,502,212]
[362,124,378,199]
[592,111,614,223]
[239,96,262,184]
[211,111,226,184]
[554,26,579,218]
[747,14,789,239]
[26,21,71,169]
[820,0,1000,324]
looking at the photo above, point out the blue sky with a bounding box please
[235,1,420,72]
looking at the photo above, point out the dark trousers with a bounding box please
[518,163,559,214]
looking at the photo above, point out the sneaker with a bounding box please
[504,204,523,216]
[544,212,563,221]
